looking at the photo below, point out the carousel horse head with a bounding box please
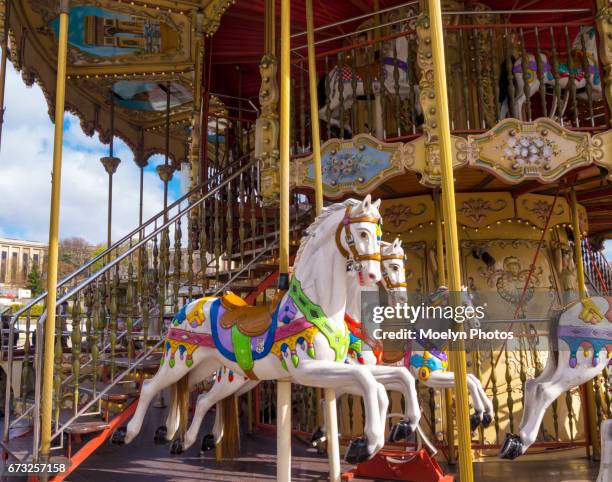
[380,238,408,305]
[300,195,383,286]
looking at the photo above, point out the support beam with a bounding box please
[427,0,474,480]
[40,0,70,462]
[278,0,292,480]
[576,184,612,202]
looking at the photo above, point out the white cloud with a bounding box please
[0,64,169,245]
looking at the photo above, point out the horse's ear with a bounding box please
[393,237,402,249]
[361,194,372,210]
[372,198,381,210]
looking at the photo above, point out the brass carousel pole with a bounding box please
[157,82,173,217]
[101,91,121,250]
[0,0,10,151]
[570,188,601,460]
[305,0,340,479]
[434,189,456,464]
[277,0,291,480]
[40,0,69,462]
[427,0,474,480]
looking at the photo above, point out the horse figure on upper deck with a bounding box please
[112,196,394,463]
[500,296,611,482]
[317,12,422,139]
[499,26,602,121]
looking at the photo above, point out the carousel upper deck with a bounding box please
[0,0,611,479]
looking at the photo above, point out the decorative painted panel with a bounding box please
[466,118,597,183]
[461,239,560,320]
[380,195,433,233]
[292,134,420,198]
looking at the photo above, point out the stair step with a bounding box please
[64,421,110,435]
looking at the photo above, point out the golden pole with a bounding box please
[40,0,70,461]
[305,0,323,215]
[570,188,601,460]
[434,190,455,463]
[278,0,292,480]
[427,1,473,480]
[279,0,290,281]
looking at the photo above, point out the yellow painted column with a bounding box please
[434,190,455,463]
[40,0,70,461]
[305,0,323,215]
[427,1,473,480]
[570,189,601,460]
[305,2,339,479]
[277,0,292,480]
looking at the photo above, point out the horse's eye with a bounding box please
[360,231,368,239]
[393,265,399,271]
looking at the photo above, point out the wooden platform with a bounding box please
[65,404,600,482]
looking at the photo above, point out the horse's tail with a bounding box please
[317,73,327,108]
[167,374,190,439]
[548,308,562,367]
[219,395,240,459]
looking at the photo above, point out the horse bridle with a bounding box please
[335,205,382,272]
[381,253,408,290]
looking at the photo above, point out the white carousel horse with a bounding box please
[499,296,611,482]
[112,196,390,463]
[500,26,602,121]
[317,22,421,137]
[171,239,421,459]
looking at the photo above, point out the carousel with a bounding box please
[0,0,610,481]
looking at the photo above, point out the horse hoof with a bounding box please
[309,427,325,447]
[201,434,215,453]
[154,425,168,444]
[388,420,413,443]
[470,413,482,431]
[482,413,493,428]
[500,433,523,460]
[111,427,126,446]
[345,437,371,464]
[170,439,183,455]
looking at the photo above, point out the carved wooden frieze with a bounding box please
[380,195,433,233]
[455,192,513,228]
[467,118,596,183]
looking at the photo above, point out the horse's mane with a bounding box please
[294,199,360,267]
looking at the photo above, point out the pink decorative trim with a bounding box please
[167,328,216,347]
[274,317,311,340]
[166,318,313,349]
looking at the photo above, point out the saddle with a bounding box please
[219,290,283,337]
[382,350,405,364]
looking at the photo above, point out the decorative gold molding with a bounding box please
[256,53,280,206]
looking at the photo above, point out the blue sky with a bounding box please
[0,63,181,245]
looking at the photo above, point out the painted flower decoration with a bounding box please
[501,132,558,172]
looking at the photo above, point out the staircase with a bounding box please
[582,239,612,296]
[0,155,313,479]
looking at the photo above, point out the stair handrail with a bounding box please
[45,205,311,450]
[13,157,259,460]
[5,154,251,333]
